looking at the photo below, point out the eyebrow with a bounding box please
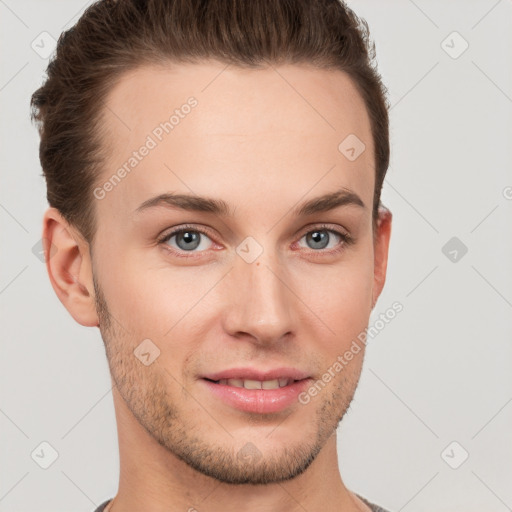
[134,188,366,217]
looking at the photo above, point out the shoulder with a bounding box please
[356,493,393,512]
[92,499,112,512]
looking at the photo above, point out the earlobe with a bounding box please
[42,207,99,327]
[371,206,392,309]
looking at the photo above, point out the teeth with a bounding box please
[261,379,280,390]
[244,379,262,389]
[215,378,293,389]
[226,378,244,387]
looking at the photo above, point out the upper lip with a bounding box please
[201,367,311,382]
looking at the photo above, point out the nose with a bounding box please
[221,248,296,346]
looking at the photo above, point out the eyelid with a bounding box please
[296,222,350,239]
[157,223,217,251]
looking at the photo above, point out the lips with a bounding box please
[210,378,293,390]
[199,367,313,413]
[201,375,312,414]
[201,367,310,382]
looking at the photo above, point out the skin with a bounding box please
[43,61,392,512]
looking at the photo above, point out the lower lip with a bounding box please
[201,378,312,414]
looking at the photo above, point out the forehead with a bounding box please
[103,61,372,142]
[97,61,374,219]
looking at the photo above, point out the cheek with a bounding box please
[105,257,216,353]
[337,257,374,334]
[96,250,173,339]
[293,244,374,351]
[116,274,180,336]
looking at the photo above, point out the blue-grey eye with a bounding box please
[165,229,212,252]
[300,229,342,251]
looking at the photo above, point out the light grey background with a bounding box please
[1,1,511,511]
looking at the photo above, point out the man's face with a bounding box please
[91,61,383,484]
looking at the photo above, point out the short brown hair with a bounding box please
[31,0,390,246]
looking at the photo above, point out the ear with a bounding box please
[372,205,392,309]
[42,207,99,327]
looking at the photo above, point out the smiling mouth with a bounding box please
[201,376,312,414]
[203,377,303,390]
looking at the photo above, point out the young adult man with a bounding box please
[31,1,393,510]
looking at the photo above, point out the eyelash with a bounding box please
[157,223,354,259]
